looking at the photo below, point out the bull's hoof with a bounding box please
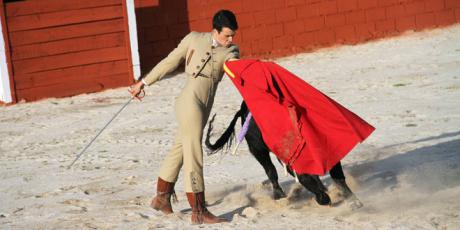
[315,193,331,206]
[346,195,363,210]
[273,189,287,200]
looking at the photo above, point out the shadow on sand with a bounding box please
[349,132,460,195]
[185,132,460,219]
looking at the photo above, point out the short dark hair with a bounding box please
[212,9,238,32]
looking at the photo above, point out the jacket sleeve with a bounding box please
[142,32,194,86]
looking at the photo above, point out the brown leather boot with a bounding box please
[186,192,228,224]
[151,177,176,214]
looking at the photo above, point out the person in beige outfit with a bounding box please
[129,10,239,224]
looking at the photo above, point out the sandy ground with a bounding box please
[1,24,460,229]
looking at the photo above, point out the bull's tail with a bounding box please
[205,109,243,155]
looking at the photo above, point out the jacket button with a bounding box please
[196,66,200,69]
[206,52,210,55]
[192,72,196,75]
[201,59,205,62]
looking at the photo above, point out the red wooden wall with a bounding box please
[2,0,459,103]
[134,0,460,73]
[134,0,190,74]
[4,0,134,102]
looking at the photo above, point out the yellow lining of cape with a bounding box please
[223,62,235,78]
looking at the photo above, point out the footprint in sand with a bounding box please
[121,175,139,185]
[76,180,124,196]
[61,199,89,214]
[110,195,146,207]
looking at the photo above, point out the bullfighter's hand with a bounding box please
[128,81,145,101]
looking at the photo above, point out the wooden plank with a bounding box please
[5,0,122,17]
[7,5,124,32]
[14,60,130,90]
[16,73,131,102]
[13,46,127,75]
[14,60,129,89]
[9,19,125,47]
[12,32,126,61]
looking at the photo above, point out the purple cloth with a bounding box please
[237,112,252,143]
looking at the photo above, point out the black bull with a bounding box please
[205,102,363,208]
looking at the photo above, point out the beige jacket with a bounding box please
[143,31,239,85]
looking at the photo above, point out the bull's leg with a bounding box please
[330,161,363,209]
[248,145,286,200]
[296,174,331,206]
[281,164,330,206]
[330,161,351,197]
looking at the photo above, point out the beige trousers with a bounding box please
[158,76,217,193]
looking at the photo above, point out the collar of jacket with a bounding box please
[210,32,219,48]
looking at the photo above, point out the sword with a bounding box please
[68,90,144,169]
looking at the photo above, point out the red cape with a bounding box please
[224,60,375,175]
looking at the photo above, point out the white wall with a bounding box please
[126,0,141,80]
[0,14,12,103]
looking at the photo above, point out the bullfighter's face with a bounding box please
[213,27,236,47]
